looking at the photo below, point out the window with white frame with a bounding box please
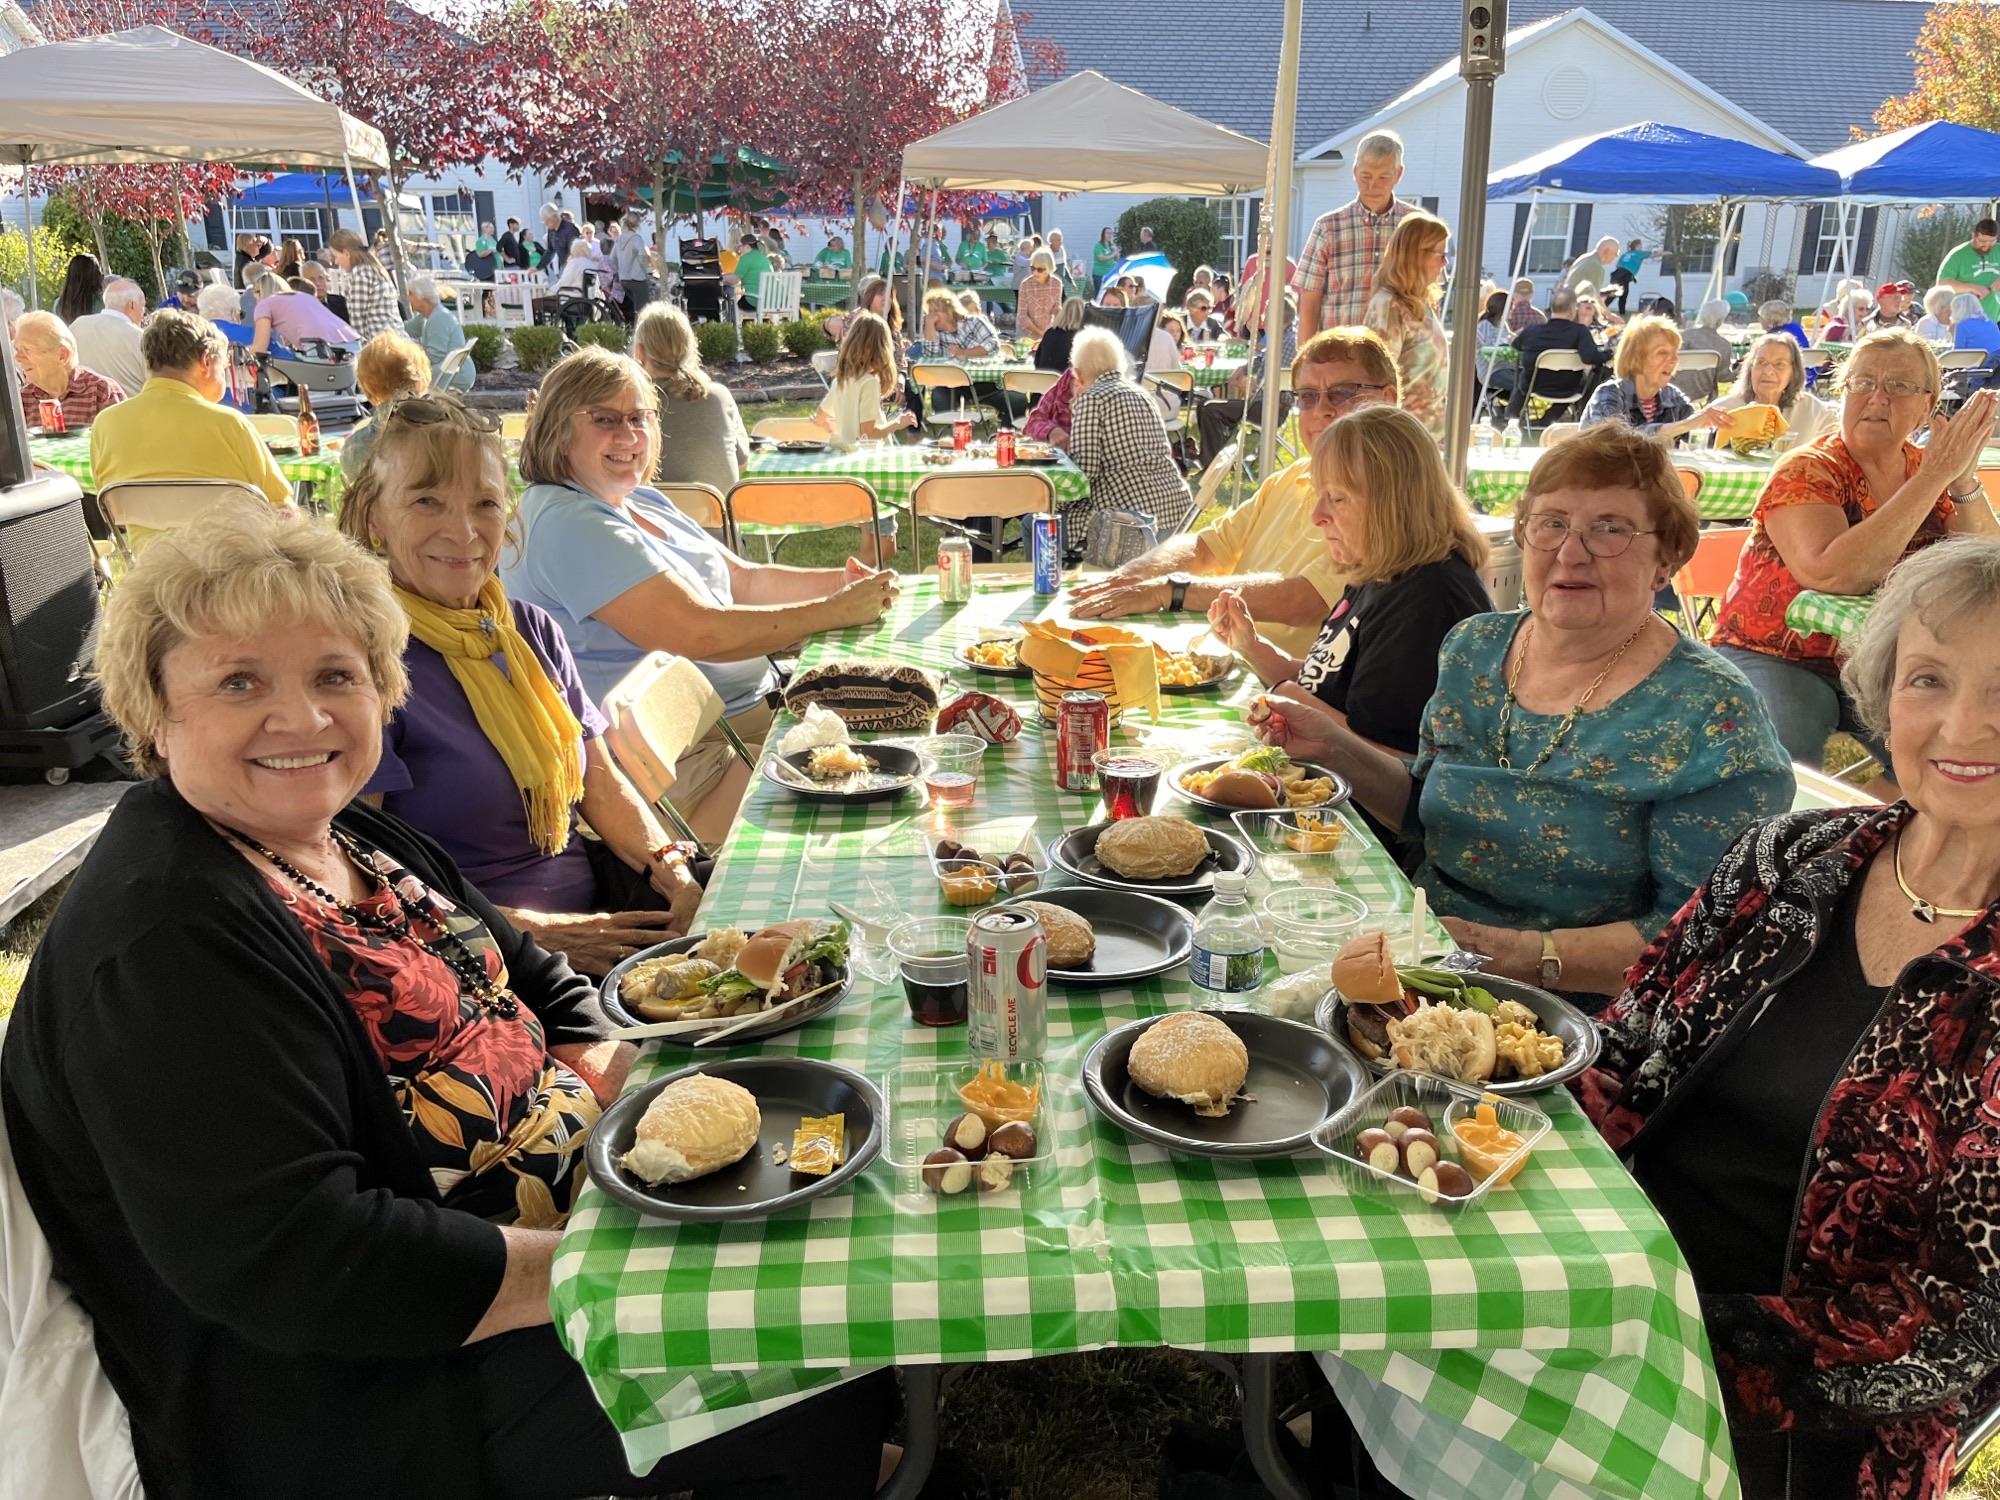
[1523,202,1574,275]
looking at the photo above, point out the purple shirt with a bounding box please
[254,291,359,348]
[365,598,608,911]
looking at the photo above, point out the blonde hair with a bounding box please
[632,303,711,403]
[519,346,659,490]
[1516,422,1699,570]
[337,397,512,561]
[98,498,409,777]
[1371,212,1448,317]
[832,311,897,396]
[354,331,430,407]
[1612,313,1682,381]
[1312,406,1486,583]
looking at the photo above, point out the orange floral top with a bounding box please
[1710,435,1952,670]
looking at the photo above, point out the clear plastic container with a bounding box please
[1258,886,1371,974]
[1312,1072,1551,1215]
[884,1059,1053,1198]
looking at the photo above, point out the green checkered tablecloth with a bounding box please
[1464,448,1771,522]
[1786,589,1874,641]
[549,576,1739,1499]
[30,431,347,501]
[742,444,1090,511]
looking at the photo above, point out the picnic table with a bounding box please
[30,431,347,505]
[742,442,1090,512]
[1787,589,1873,641]
[1463,446,1773,521]
[549,574,1741,1500]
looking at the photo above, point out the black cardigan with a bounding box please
[0,780,613,1499]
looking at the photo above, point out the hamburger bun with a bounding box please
[1331,930,1402,1005]
[1205,767,1280,809]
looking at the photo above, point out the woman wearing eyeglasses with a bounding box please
[1255,423,1792,1001]
[1711,329,2000,770]
[499,349,898,838]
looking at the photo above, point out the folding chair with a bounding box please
[1670,523,1750,637]
[909,469,1055,563]
[1519,350,1592,431]
[598,651,755,852]
[911,362,988,431]
[98,479,271,567]
[750,416,827,442]
[244,413,300,441]
[725,476,883,564]
[657,482,734,549]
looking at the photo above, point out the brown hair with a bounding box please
[1612,313,1681,382]
[1515,422,1698,569]
[1312,405,1487,583]
[519,346,659,491]
[832,311,898,396]
[337,397,513,561]
[1293,326,1399,398]
[1370,211,1449,318]
[354,331,430,408]
[632,302,711,403]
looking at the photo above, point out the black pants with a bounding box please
[621,279,654,324]
[473,1327,895,1499]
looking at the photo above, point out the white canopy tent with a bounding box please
[0,26,390,305]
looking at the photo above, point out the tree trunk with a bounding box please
[850,170,868,300]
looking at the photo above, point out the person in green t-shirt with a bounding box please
[733,235,773,310]
[1938,219,2000,320]
[1091,227,1119,291]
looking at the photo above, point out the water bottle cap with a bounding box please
[1213,871,1246,896]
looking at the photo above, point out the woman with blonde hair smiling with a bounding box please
[1207,405,1492,754]
[631,301,749,494]
[1363,210,1451,440]
[1580,312,1729,444]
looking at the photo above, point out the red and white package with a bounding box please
[935,690,1023,744]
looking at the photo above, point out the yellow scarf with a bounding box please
[397,577,584,856]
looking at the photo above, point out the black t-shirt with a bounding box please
[1295,554,1492,754]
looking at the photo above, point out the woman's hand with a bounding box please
[512,909,682,978]
[1207,588,1257,652]
[1437,918,1542,983]
[1920,389,2000,487]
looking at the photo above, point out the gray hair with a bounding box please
[1842,537,2000,738]
[1699,298,1730,329]
[1953,292,1987,324]
[406,274,440,306]
[103,278,146,316]
[1354,129,1404,165]
[195,283,240,323]
[1071,326,1128,384]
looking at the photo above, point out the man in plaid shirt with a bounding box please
[1292,130,1420,343]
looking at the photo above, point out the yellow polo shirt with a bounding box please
[89,378,293,512]
[1194,458,1350,657]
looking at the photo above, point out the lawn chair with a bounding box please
[598,651,755,852]
[1671,524,1750,637]
[726,476,883,565]
[657,482,734,549]
[98,478,271,568]
[910,469,1055,563]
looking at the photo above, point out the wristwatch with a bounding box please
[1538,932,1564,990]
[1167,572,1193,612]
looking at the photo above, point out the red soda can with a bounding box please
[38,398,64,434]
[996,428,1016,467]
[1053,690,1109,791]
[967,906,1048,1060]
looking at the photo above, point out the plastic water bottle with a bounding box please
[1189,871,1266,1009]
[1501,418,1523,451]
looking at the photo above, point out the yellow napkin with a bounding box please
[1019,621,1162,723]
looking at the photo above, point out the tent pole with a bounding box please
[1256,0,1305,484]
[1442,55,1503,487]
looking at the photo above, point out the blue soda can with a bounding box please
[1031,514,1063,595]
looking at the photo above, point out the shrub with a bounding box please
[781,316,830,359]
[695,319,738,365]
[1114,199,1226,304]
[462,323,504,373]
[741,320,784,362]
[575,320,628,353]
[509,325,563,372]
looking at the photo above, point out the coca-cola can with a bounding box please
[38,398,64,434]
[967,906,1047,1060]
[1054,690,1109,791]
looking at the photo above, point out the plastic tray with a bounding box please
[883,1059,1052,1198]
[1311,1072,1551,1215]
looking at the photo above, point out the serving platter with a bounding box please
[994,886,1193,985]
[599,931,852,1044]
[587,1056,882,1221]
[1314,970,1601,1095]
[1047,821,1252,899]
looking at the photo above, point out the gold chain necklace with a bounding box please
[1893,832,1986,925]
[1495,617,1652,774]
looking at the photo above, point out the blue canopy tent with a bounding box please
[1808,122,2000,281]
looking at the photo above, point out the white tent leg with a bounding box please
[1256,0,1305,483]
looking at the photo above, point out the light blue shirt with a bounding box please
[501,481,775,713]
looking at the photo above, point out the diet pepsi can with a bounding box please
[1030,513,1063,596]
[967,906,1047,1059]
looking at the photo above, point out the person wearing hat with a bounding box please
[1868,280,1918,332]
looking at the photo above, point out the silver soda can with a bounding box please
[967,906,1048,1059]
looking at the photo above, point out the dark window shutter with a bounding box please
[1510,203,1529,271]
[1800,204,1824,273]
[1855,207,1880,279]
[1569,204,1593,258]
[475,190,495,233]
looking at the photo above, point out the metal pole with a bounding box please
[1443,69,1499,486]
[1256,0,1305,483]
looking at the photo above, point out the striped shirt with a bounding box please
[20,367,125,431]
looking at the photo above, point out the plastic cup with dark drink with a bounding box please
[889,916,974,1027]
[1094,749,1167,820]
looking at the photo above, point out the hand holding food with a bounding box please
[1127,1011,1250,1117]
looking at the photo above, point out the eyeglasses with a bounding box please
[381,394,499,433]
[1520,514,1658,558]
[582,407,659,432]
[1843,375,1932,399]
[1293,382,1388,411]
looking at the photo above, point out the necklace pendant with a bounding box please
[1911,896,1937,924]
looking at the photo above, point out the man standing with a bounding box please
[1504,277,1545,334]
[1938,219,2000,319]
[1506,286,1609,421]
[1563,236,1619,297]
[69,277,150,397]
[1291,131,1420,343]
[611,211,655,323]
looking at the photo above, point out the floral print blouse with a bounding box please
[269,846,600,1227]
[1364,288,1447,441]
[1408,613,1794,939]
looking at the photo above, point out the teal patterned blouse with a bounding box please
[1408,612,1794,938]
